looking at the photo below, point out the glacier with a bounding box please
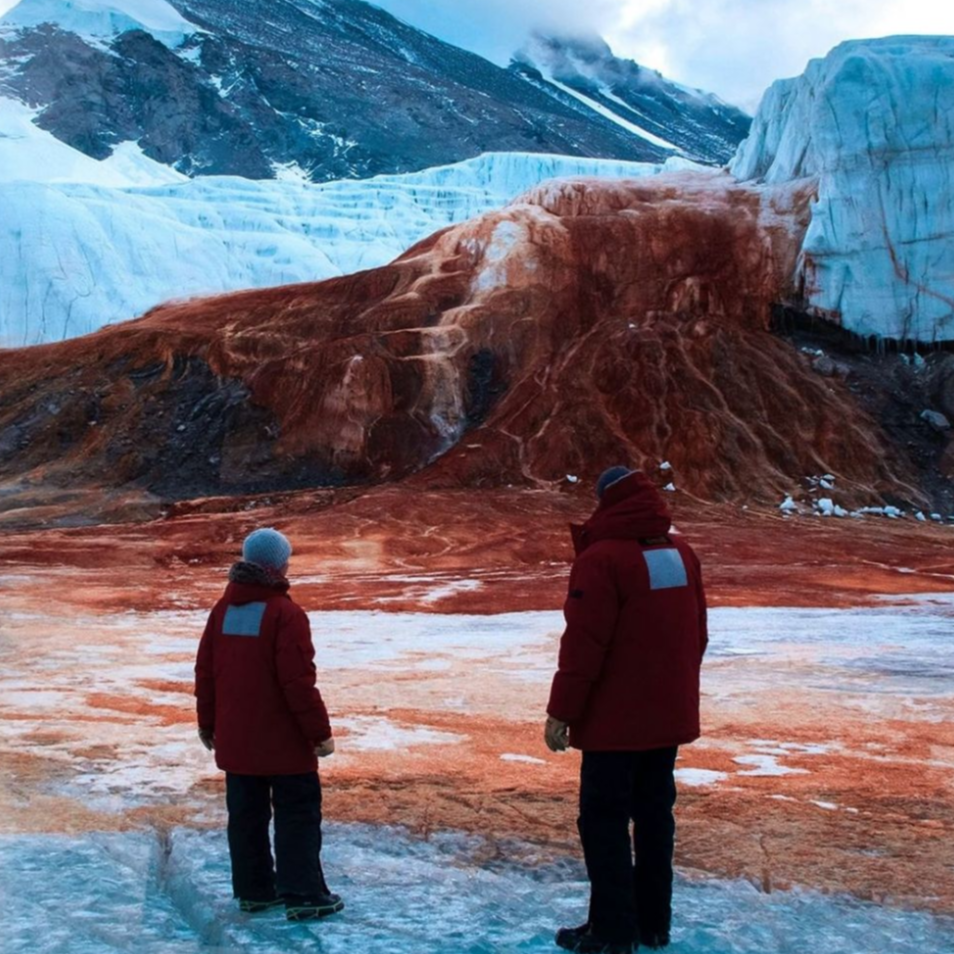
[0,0,199,48]
[730,36,954,343]
[4,34,954,347]
[0,144,676,346]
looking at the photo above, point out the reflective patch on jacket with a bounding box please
[222,602,267,637]
[643,548,688,590]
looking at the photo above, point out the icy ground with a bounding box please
[1,598,954,805]
[2,823,951,954]
[2,594,953,949]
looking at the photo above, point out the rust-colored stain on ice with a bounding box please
[1,489,953,916]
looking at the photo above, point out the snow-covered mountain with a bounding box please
[0,144,679,345]
[512,33,748,165]
[0,0,749,182]
[730,36,954,343]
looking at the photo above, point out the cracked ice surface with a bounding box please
[2,824,952,954]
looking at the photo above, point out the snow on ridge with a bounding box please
[730,35,954,342]
[1,0,199,48]
[514,38,683,154]
[542,73,683,153]
[0,95,186,187]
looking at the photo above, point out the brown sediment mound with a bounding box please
[0,172,924,513]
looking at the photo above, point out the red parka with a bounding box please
[195,578,332,775]
[547,472,708,751]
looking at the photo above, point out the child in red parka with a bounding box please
[195,527,342,922]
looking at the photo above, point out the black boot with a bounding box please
[555,922,591,948]
[555,924,633,953]
[285,892,345,922]
[638,928,669,950]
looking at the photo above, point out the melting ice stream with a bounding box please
[2,823,952,954]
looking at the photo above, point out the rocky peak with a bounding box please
[0,0,750,180]
[511,30,751,164]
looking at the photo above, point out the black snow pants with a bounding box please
[578,747,679,944]
[225,771,330,902]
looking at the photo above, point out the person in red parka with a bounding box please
[545,467,708,954]
[194,527,343,922]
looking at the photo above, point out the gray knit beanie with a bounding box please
[242,528,292,570]
[596,466,633,499]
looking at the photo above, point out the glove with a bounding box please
[544,716,569,753]
[198,728,215,751]
[315,737,335,758]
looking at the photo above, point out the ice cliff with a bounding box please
[730,36,954,343]
[0,146,667,346]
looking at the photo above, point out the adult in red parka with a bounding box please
[545,468,708,954]
[195,527,343,922]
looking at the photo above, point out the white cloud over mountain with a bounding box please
[373,0,954,111]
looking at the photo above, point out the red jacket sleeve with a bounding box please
[547,549,620,724]
[194,610,216,732]
[275,605,333,744]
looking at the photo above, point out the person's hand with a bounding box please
[315,737,336,758]
[198,728,215,751]
[544,716,569,753]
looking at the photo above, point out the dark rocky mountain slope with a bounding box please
[0,0,750,180]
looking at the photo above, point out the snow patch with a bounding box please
[733,754,810,777]
[1,0,199,48]
[336,716,466,752]
[0,97,185,187]
[500,753,547,765]
[675,768,728,787]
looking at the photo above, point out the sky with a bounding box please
[1,1,953,111]
[370,0,954,111]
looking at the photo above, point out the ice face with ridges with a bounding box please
[0,150,664,346]
[730,36,954,343]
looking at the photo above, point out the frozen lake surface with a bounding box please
[3,823,952,954]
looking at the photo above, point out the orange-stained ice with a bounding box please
[1,488,952,916]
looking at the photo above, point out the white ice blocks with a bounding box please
[730,36,954,343]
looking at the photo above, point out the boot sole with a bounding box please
[239,900,283,913]
[286,899,345,921]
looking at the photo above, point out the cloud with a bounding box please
[372,0,624,64]
[607,0,954,111]
[374,0,954,112]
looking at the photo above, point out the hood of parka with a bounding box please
[225,561,291,604]
[571,471,672,555]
